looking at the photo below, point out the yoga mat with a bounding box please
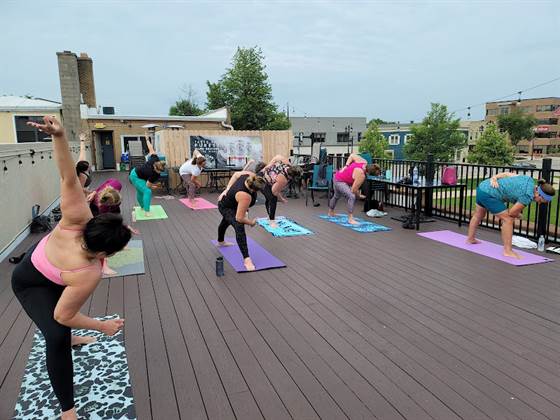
[418,230,554,266]
[319,214,391,233]
[211,237,286,272]
[257,217,313,237]
[14,315,136,419]
[180,197,217,210]
[105,240,145,278]
[133,205,168,220]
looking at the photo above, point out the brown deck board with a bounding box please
[1,170,559,419]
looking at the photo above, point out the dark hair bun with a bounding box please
[84,213,131,255]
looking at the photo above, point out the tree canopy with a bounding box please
[468,124,515,165]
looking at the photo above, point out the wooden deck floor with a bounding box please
[1,171,560,420]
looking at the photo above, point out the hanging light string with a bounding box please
[452,75,560,115]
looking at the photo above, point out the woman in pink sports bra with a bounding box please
[328,153,381,224]
[11,116,131,420]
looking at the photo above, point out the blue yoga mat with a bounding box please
[257,217,313,237]
[319,214,391,233]
[14,315,136,419]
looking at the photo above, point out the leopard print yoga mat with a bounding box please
[13,315,135,420]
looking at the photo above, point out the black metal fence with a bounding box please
[327,154,560,244]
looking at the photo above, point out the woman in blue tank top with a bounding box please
[467,172,556,259]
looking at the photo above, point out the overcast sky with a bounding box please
[2,0,559,122]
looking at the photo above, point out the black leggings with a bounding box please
[261,183,278,220]
[11,243,74,412]
[218,202,250,259]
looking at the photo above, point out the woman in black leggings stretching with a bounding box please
[11,116,131,420]
[216,172,266,271]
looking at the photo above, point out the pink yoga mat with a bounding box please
[180,198,217,210]
[418,230,553,266]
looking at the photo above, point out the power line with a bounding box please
[452,75,560,115]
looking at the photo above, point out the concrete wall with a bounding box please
[0,110,62,144]
[0,141,88,257]
[290,117,367,148]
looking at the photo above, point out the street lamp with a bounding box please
[344,124,353,154]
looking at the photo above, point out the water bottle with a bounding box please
[538,235,545,252]
[412,166,419,184]
[131,210,136,223]
[216,256,224,276]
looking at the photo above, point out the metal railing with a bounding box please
[327,154,560,244]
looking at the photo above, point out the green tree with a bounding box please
[468,124,514,165]
[358,123,391,158]
[497,107,537,146]
[169,86,204,116]
[205,46,289,130]
[367,118,392,127]
[404,103,466,161]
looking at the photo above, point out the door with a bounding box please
[100,132,116,169]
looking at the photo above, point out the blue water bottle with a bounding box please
[216,256,224,277]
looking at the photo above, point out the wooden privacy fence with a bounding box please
[157,129,292,188]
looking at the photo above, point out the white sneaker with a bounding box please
[366,209,387,218]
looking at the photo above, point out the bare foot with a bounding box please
[466,238,481,244]
[189,199,197,207]
[71,335,97,347]
[144,211,153,218]
[503,250,522,259]
[348,217,360,225]
[327,210,335,217]
[217,241,235,247]
[269,220,278,229]
[244,257,256,271]
[61,407,78,420]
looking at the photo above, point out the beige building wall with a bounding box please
[0,110,62,144]
[82,118,227,168]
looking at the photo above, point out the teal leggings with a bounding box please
[129,168,152,211]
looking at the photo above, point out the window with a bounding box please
[499,106,509,115]
[388,134,400,145]
[404,134,412,144]
[519,106,533,113]
[15,116,52,143]
[487,109,498,116]
[535,118,558,125]
[337,132,349,143]
[385,149,394,158]
[536,104,559,112]
[122,136,148,154]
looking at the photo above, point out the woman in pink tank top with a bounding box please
[328,154,381,224]
[11,116,132,420]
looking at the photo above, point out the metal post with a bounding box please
[537,158,552,239]
[424,154,434,216]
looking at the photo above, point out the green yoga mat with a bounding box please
[133,205,168,220]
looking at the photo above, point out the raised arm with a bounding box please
[146,134,156,155]
[192,149,204,159]
[78,133,87,162]
[27,117,91,226]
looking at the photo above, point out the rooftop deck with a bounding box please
[1,171,560,420]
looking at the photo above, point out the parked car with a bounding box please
[512,161,537,169]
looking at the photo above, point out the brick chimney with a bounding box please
[77,52,96,108]
[57,51,81,142]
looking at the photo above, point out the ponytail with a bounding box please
[246,174,266,191]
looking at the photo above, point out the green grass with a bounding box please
[434,194,558,226]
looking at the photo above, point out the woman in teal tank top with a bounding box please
[467,172,556,259]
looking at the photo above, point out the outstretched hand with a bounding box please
[27,116,64,137]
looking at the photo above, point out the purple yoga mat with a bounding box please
[211,237,286,272]
[418,230,554,266]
